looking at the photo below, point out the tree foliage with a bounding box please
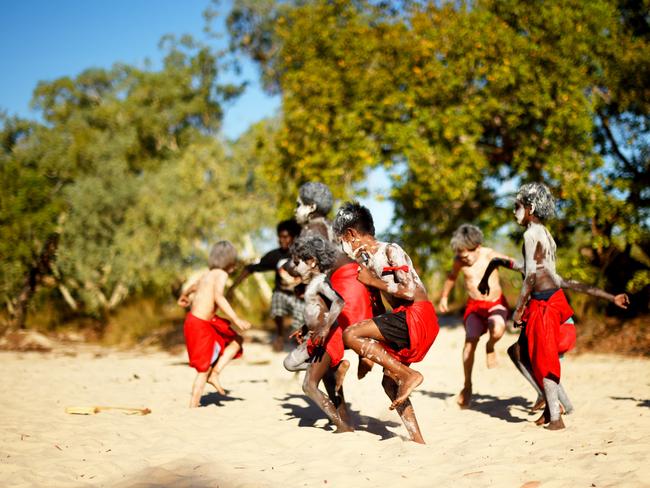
[228,0,649,313]
[0,37,274,326]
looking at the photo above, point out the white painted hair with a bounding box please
[299,182,333,216]
[516,182,556,220]
[450,224,483,252]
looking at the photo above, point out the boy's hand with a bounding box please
[512,309,523,325]
[438,296,449,313]
[177,295,191,308]
[614,293,630,309]
[310,328,329,346]
[356,265,377,286]
[289,329,304,345]
[477,278,490,296]
[236,318,252,331]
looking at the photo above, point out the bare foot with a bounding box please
[357,357,373,380]
[335,360,350,392]
[389,370,423,410]
[334,425,354,434]
[189,397,200,408]
[486,350,498,369]
[530,396,546,413]
[207,372,226,395]
[535,409,550,426]
[545,418,566,430]
[457,386,472,409]
[272,336,284,352]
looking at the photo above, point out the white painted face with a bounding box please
[458,246,480,266]
[295,197,316,224]
[339,238,355,259]
[294,257,316,282]
[514,200,526,225]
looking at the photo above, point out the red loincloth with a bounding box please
[382,300,439,365]
[183,312,242,372]
[330,262,375,329]
[307,324,345,367]
[522,289,574,388]
[558,318,576,355]
[463,294,509,323]
[304,262,377,368]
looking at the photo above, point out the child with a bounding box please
[439,224,521,408]
[295,182,335,240]
[285,235,353,433]
[178,241,252,408]
[504,183,629,429]
[478,207,630,417]
[334,202,439,444]
[228,219,303,351]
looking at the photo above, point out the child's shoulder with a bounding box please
[205,268,228,281]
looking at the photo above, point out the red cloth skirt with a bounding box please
[463,294,509,323]
[305,262,377,367]
[522,289,574,388]
[183,312,242,372]
[383,300,439,365]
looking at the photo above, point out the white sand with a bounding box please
[1,323,648,487]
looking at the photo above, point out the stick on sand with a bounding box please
[65,406,151,415]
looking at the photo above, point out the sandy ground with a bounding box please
[1,320,649,488]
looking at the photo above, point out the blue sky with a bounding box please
[0,0,394,234]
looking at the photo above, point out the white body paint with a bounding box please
[523,222,562,288]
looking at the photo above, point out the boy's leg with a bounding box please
[459,337,479,408]
[283,341,310,372]
[382,374,425,444]
[322,367,352,427]
[343,319,422,410]
[272,316,285,352]
[542,378,565,430]
[458,313,483,408]
[507,337,545,412]
[485,307,507,368]
[190,371,209,408]
[302,354,353,433]
[208,336,243,394]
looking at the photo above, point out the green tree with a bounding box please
[0,36,274,328]
[228,0,649,313]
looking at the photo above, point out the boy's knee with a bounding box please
[342,327,356,346]
[283,355,299,372]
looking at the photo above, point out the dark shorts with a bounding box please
[374,310,410,351]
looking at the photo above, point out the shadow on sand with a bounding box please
[467,393,530,423]
[610,396,650,408]
[199,391,244,407]
[276,393,401,440]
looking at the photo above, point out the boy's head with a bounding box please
[450,224,483,266]
[333,202,375,257]
[208,240,238,272]
[295,182,333,224]
[277,219,301,250]
[290,235,337,282]
[514,182,555,225]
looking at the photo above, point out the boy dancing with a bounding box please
[334,202,439,444]
[179,241,252,407]
[287,235,353,433]
[439,223,520,408]
[501,183,629,429]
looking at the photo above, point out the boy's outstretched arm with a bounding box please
[477,253,523,296]
[213,269,252,334]
[439,259,461,313]
[559,277,630,309]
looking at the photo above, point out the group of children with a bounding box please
[178,181,629,440]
